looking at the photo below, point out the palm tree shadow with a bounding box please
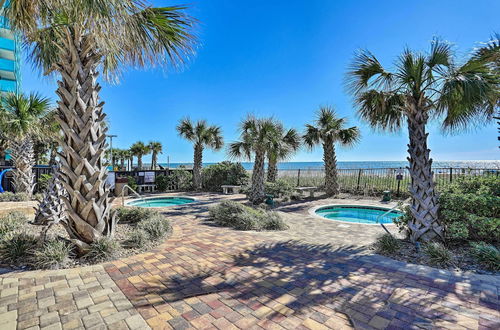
[133,240,465,327]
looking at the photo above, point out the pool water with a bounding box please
[127,197,195,208]
[315,205,402,224]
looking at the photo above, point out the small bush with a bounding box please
[155,174,169,192]
[124,230,149,249]
[31,239,72,269]
[265,180,294,198]
[209,201,287,231]
[0,192,29,202]
[85,237,119,262]
[0,212,27,238]
[0,232,37,263]
[127,176,138,192]
[202,161,248,192]
[423,242,453,266]
[38,174,53,192]
[116,207,157,224]
[375,234,400,254]
[470,242,500,271]
[137,215,170,240]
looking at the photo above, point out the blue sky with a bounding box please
[21,0,499,164]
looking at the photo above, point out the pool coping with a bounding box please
[308,203,399,226]
[125,195,198,208]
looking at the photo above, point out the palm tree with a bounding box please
[229,116,280,204]
[346,39,498,242]
[124,149,134,171]
[4,0,196,251]
[177,118,223,190]
[267,123,300,182]
[148,141,163,170]
[130,142,149,170]
[0,92,53,197]
[303,107,360,196]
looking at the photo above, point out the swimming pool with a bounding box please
[127,197,195,208]
[314,205,402,224]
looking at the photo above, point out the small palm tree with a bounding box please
[177,119,223,190]
[267,123,301,182]
[0,92,52,196]
[130,142,149,170]
[303,107,360,196]
[346,39,498,242]
[148,141,163,170]
[4,0,196,252]
[229,116,280,204]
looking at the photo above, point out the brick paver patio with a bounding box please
[1,193,499,329]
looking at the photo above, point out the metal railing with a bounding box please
[120,184,145,206]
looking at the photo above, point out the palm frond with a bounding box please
[346,49,393,95]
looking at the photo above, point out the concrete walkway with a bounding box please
[1,193,498,329]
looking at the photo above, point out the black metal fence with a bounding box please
[276,167,499,197]
[0,165,52,193]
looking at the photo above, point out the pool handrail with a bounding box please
[376,198,411,236]
[121,184,146,206]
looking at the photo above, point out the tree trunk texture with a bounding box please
[34,167,67,240]
[151,153,157,170]
[120,159,125,170]
[267,155,278,182]
[193,144,203,190]
[323,141,339,196]
[249,150,266,204]
[137,156,143,170]
[49,143,58,166]
[53,29,115,252]
[9,137,35,197]
[129,157,133,171]
[406,110,442,242]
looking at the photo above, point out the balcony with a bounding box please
[0,78,16,92]
[0,37,14,51]
[0,58,14,71]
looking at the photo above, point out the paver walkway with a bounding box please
[1,193,499,329]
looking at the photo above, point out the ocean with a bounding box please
[158,160,500,170]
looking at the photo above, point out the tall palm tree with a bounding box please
[148,141,163,170]
[229,116,280,204]
[303,107,360,196]
[4,0,196,251]
[130,142,149,170]
[346,39,498,242]
[0,92,52,197]
[124,149,134,171]
[267,123,301,182]
[177,118,223,190]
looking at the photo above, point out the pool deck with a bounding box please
[0,192,498,329]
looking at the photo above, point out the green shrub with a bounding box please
[0,212,27,238]
[423,242,453,266]
[38,174,53,192]
[0,232,37,263]
[265,180,294,198]
[0,192,29,202]
[124,230,149,249]
[137,215,170,240]
[85,237,119,262]
[209,201,287,231]
[116,207,157,224]
[202,161,248,192]
[469,242,500,271]
[32,239,72,269]
[375,234,400,253]
[161,170,192,190]
[127,176,138,192]
[155,174,169,192]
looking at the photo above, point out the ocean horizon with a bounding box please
[157,160,500,170]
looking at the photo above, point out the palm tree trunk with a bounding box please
[34,166,67,234]
[137,155,143,170]
[267,155,278,182]
[129,157,133,171]
[151,153,156,170]
[9,137,35,197]
[193,144,203,190]
[323,141,339,196]
[54,29,116,252]
[120,158,125,170]
[48,143,57,166]
[249,150,266,204]
[406,110,442,242]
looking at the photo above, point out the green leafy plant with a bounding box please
[115,207,157,224]
[127,176,138,192]
[31,239,72,269]
[37,174,53,192]
[209,201,288,231]
[0,212,27,238]
[469,242,500,271]
[265,179,294,198]
[0,232,37,263]
[155,174,169,192]
[375,234,400,254]
[0,192,29,202]
[423,242,453,266]
[124,230,149,249]
[85,237,119,262]
[137,215,170,240]
[201,161,249,192]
